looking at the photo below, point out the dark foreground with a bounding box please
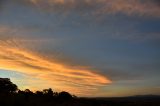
[0,94,160,106]
[0,78,160,106]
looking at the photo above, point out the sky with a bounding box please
[0,0,160,97]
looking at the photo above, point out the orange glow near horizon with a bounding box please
[0,41,111,96]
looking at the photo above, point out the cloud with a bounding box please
[96,0,160,17]
[0,39,111,95]
[0,0,159,17]
[10,0,160,17]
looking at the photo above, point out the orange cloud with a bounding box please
[0,40,111,96]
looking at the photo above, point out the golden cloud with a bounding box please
[0,40,111,95]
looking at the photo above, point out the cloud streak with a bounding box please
[12,0,160,17]
[0,39,111,95]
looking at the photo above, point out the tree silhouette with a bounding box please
[35,91,43,96]
[43,88,53,96]
[58,91,73,100]
[0,78,17,93]
[0,77,159,106]
[24,89,33,94]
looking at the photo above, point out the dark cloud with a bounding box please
[33,0,160,17]
[152,0,160,5]
[98,68,141,82]
[1,0,160,17]
[0,0,6,10]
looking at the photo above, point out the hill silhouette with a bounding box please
[0,77,160,106]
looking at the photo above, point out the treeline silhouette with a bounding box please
[0,78,76,106]
[0,77,160,106]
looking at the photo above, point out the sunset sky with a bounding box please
[0,0,160,97]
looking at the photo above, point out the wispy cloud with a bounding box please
[12,0,160,17]
[0,39,111,95]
